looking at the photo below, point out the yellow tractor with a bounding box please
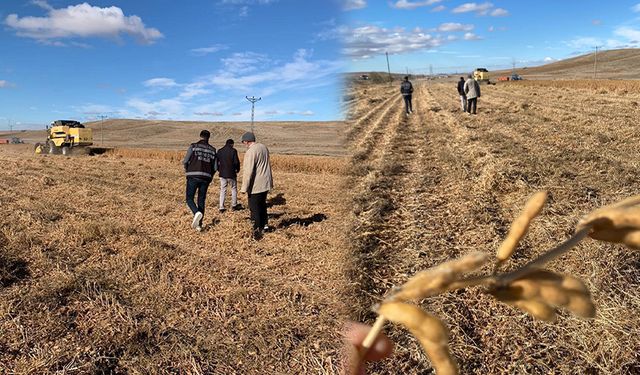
[35,120,93,155]
[473,68,490,84]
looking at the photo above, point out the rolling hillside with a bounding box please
[495,48,640,79]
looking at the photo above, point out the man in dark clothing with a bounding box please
[217,139,241,212]
[457,76,467,112]
[400,76,414,115]
[183,130,217,231]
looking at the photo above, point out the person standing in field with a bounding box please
[183,130,217,232]
[400,76,414,115]
[240,132,273,240]
[217,138,241,213]
[457,76,467,112]
[464,74,481,115]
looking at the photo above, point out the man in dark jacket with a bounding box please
[183,130,217,231]
[457,76,467,112]
[217,139,241,212]
[400,76,414,115]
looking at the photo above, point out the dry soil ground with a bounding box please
[0,143,349,374]
[345,79,640,374]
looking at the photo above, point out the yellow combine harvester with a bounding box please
[473,68,490,84]
[35,120,93,155]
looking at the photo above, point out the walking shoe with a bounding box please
[196,226,203,232]
[232,204,242,211]
[219,208,226,213]
[252,229,263,241]
[192,212,203,229]
[263,225,274,233]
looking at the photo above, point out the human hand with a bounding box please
[343,322,394,375]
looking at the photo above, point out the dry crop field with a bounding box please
[344,79,640,374]
[0,144,350,374]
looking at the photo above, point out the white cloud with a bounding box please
[488,25,495,32]
[615,26,640,43]
[431,5,446,12]
[437,23,474,32]
[5,2,163,45]
[127,98,184,118]
[490,8,509,17]
[343,0,367,10]
[31,0,53,11]
[77,103,115,115]
[463,32,482,40]
[452,2,494,15]
[143,78,178,88]
[0,80,14,88]
[194,111,224,116]
[592,19,602,26]
[632,3,640,12]
[391,0,443,10]
[341,25,448,59]
[190,44,228,56]
[220,52,271,74]
[208,49,341,95]
[218,0,278,16]
[543,57,556,62]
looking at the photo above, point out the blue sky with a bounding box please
[338,1,640,74]
[0,0,344,129]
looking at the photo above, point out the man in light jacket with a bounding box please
[240,132,273,240]
[464,74,481,115]
[183,130,217,231]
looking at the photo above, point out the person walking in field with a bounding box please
[217,139,241,213]
[400,76,414,115]
[457,76,467,112]
[240,132,273,240]
[464,74,481,115]
[183,130,217,232]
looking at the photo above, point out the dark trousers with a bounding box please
[186,177,209,222]
[467,97,477,114]
[248,191,268,230]
[403,94,413,113]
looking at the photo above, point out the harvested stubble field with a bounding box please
[345,79,640,374]
[0,144,350,374]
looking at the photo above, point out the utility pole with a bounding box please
[593,46,600,79]
[245,96,261,133]
[98,115,107,145]
[385,52,392,84]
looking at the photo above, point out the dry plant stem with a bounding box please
[358,315,387,361]
[498,227,591,285]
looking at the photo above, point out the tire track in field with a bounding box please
[346,87,400,142]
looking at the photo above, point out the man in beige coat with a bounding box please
[240,132,273,240]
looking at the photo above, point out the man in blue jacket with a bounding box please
[400,76,414,115]
[183,130,217,231]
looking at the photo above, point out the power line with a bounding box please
[98,115,108,146]
[245,96,261,133]
[385,52,392,84]
[593,46,602,79]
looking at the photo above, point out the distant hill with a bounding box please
[0,119,346,156]
[495,48,640,79]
